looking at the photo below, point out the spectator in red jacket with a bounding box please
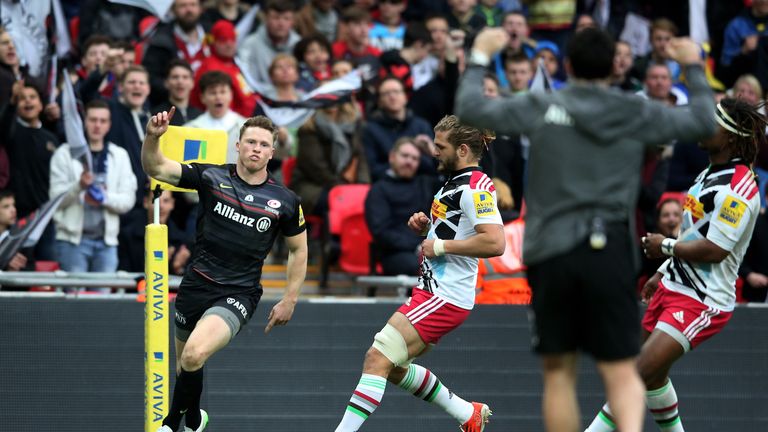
[191,19,258,117]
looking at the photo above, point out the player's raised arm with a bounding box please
[141,106,182,186]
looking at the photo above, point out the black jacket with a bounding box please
[365,173,438,254]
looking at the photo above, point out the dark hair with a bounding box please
[424,13,448,25]
[85,99,110,114]
[566,27,614,80]
[376,75,405,95]
[403,22,431,48]
[198,70,232,93]
[20,81,43,99]
[341,6,370,23]
[265,0,295,13]
[484,72,500,86]
[81,35,112,58]
[645,61,670,78]
[0,189,13,201]
[434,115,495,161]
[504,52,530,68]
[166,58,193,76]
[239,115,279,144]
[719,98,768,165]
[111,40,134,52]
[502,10,527,23]
[293,33,332,64]
[120,64,149,83]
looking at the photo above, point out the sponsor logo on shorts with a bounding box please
[226,297,248,319]
[473,191,496,217]
[673,310,685,324]
[256,216,271,232]
[718,196,746,228]
[175,311,187,325]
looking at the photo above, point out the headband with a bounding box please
[715,103,751,137]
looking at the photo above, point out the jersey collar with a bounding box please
[448,165,482,180]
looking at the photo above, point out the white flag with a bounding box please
[108,0,174,20]
[0,0,49,77]
[236,56,362,127]
[235,5,260,48]
[51,0,72,57]
[62,70,92,171]
[529,60,553,93]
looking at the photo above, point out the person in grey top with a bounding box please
[455,27,716,432]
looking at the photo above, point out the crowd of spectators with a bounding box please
[0,0,766,301]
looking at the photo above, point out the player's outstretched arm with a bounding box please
[142,107,182,186]
[422,224,506,259]
[644,233,729,263]
[265,230,308,334]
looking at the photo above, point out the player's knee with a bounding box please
[180,345,209,371]
[371,323,412,367]
[636,358,664,388]
[363,346,392,374]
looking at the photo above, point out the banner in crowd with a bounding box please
[0,0,49,77]
[51,0,72,57]
[109,0,174,20]
[150,126,228,192]
[235,5,260,47]
[61,70,92,170]
[529,60,553,93]
[236,56,362,128]
[0,193,66,270]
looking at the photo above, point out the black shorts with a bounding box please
[174,270,262,341]
[527,224,640,361]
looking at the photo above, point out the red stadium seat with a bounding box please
[29,261,60,292]
[327,184,370,235]
[338,213,376,275]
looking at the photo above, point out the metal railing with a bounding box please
[0,271,183,291]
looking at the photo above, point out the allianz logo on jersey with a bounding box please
[544,104,574,126]
[214,201,255,227]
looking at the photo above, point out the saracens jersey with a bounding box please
[178,163,305,289]
[419,167,503,310]
[660,161,759,311]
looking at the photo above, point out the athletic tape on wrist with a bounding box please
[661,238,677,257]
[433,239,446,256]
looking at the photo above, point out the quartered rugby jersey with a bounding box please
[178,163,305,288]
[660,160,759,311]
[419,166,503,310]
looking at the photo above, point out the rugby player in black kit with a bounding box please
[142,107,308,432]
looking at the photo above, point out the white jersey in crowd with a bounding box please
[660,161,760,311]
[419,167,503,310]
